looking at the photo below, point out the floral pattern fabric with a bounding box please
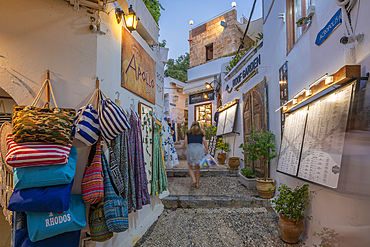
[161,120,179,169]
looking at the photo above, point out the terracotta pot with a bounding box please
[278,213,304,243]
[217,153,227,164]
[256,178,275,199]
[228,157,240,170]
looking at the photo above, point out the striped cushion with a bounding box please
[98,98,130,140]
[6,134,73,167]
[81,139,103,204]
[72,104,100,146]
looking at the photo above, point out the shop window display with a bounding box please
[195,103,212,126]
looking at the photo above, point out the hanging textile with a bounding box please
[151,119,168,196]
[161,120,179,169]
[111,131,136,213]
[128,110,150,209]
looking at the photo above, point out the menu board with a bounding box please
[297,84,353,188]
[223,104,238,134]
[277,106,308,176]
[216,110,227,136]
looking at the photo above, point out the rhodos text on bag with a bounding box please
[26,194,86,242]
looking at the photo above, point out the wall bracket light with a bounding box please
[115,5,139,32]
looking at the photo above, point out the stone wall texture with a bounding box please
[189,9,243,68]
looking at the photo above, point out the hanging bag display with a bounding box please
[89,201,113,242]
[8,180,73,212]
[6,134,73,168]
[81,139,104,204]
[72,88,100,146]
[101,149,129,232]
[13,146,77,190]
[107,146,125,195]
[14,212,81,247]
[26,194,86,242]
[98,91,131,140]
[12,78,76,145]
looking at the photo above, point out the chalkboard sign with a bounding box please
[208,135,219,157]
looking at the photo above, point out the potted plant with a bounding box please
[228,132,240,170]
[215,138,230,165]
[239,127,278,198]
[239,167,258,189]
[271,183,314,244]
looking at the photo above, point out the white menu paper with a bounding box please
[277,106,308,175]
[223,104,238,134]
[216,110,227,136]
[298,84,353,188]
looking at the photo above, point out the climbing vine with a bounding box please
[143,0,164,25]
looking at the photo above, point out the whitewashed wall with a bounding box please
[0,0,165,246]
[263,0,370,246]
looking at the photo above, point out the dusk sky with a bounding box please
[158,0,263,61]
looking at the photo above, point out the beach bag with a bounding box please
[8,180,73,212]
[15,227,80,247]
[82,139,104,204]
[89,201,113,242]
[101,149,129,232]
[6,134,73,168]
[72,89,100,146]
[26,194,86,242]
[98,92,130,140]
[12,78,76,145]
[200,154,219,168]
[13,146,77,190]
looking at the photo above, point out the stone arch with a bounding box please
[0,69,34,106]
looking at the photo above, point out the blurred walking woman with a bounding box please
[182,121,209,189]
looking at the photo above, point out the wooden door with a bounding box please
[242,80,268,178]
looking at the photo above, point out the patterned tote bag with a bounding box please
[101,148,129,232]
[98,91,131,140]
[81,139,104,204]
[72,89,100,146]
[12,78,76,145]
[89,201,113,242]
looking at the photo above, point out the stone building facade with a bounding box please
[189,9,246,68]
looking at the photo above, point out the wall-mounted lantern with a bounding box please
[115,5,139,32]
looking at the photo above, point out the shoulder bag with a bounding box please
[81,139,104,204]
[98,92,131,140]
[72,89,100,146]
[12,78,76,145]
[89,201,113,242]
[101,149,129,232]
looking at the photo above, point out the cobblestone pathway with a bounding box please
[135,169,306,247]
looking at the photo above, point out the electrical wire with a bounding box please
[230,0,258,67]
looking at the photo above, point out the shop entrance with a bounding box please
[242,79,268,177]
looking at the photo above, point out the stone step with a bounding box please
[162,195,270,209]
[166,169,238,177]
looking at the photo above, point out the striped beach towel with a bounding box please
[81,139,104,204]
[6,134,73,167]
